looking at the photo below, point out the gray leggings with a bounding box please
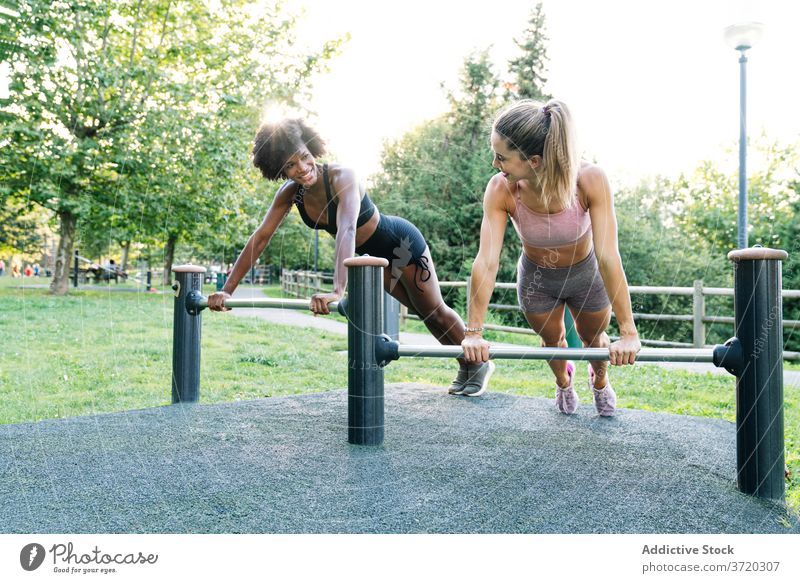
[516,249,611,314]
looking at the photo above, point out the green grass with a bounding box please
[1,282,798,512]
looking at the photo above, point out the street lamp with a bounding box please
[723,22,764,249]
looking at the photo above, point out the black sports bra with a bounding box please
[292,164,376,235]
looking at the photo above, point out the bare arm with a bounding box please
[310,166,360,314]
[582,165,641,364]
[462,176,510,363]
[207,185,294,311]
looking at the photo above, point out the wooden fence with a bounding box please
[281,272,799,360]
[281,269,334,298]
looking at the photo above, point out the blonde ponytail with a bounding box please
[492,99,579,208]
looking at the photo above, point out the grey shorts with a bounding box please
[517,249,611,314]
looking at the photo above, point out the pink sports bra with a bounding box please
[508,182,591,248]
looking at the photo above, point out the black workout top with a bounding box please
[291,164,376,236]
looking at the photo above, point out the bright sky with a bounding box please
[2,1,796,185]
[287,0,799,186]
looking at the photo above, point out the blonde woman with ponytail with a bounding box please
[461,99,640,415]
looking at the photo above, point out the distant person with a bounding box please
[0,259,5,276]
[33,263,40,277]
[462,99,641,416]
[207,118,493,397]
[11,264,21,278]
[24,264,33,277]
[102,258,120,282]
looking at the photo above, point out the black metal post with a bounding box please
[383,292,400,341]
[344,256,388,446]
[171,265,207,404]
[73,249,79,288]
[729,247,787,500]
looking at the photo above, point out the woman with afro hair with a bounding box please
[208,118,494,397]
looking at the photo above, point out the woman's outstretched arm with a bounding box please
[583,165,641,364]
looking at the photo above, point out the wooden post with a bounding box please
[693,279,705,348]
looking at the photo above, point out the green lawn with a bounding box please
[1,280,798,511]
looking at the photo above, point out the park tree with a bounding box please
[0,1,19,61]
[446,49,502,149]
[371,50,505,285]
[0,0,342,294]
[669,139,800,346]
[369,4,555,309]
[609,178,730,344]
[671,139,800,277]
[0,195,46,258]
[506,2,551,102]
[140,102,257,284]
[182,175,337,273]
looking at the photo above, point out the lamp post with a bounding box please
[723,22,764,249]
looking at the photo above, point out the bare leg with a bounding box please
[381,246,493,395]
[386,246,464,346]
[523,304,570,387]
[570,305,612,388]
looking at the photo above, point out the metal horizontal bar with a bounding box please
[197,297,340,312]
[395,345,717,363]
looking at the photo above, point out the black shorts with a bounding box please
[356,214,428,266]
[356,214,431,289]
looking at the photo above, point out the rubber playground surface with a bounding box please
[1,384,797,534]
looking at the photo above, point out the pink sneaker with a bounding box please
[555,361,578,414]
[589,365,616,417]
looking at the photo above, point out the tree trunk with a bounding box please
[49,211,77,296]
[162,233,177,285]
[120,241,130,272]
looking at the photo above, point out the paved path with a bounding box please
[227,288,800,386]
